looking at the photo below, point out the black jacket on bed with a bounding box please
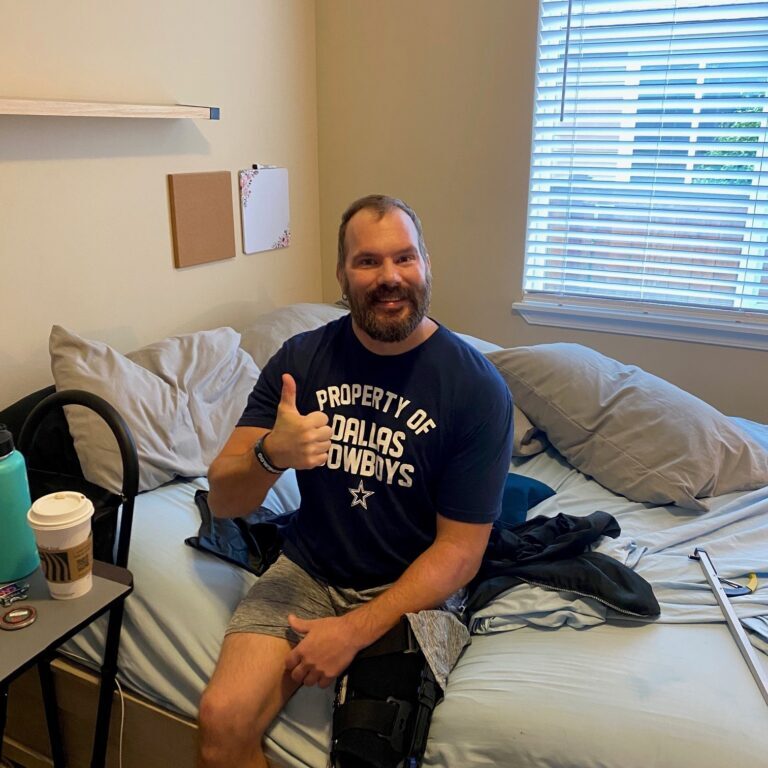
[466,510,659,618]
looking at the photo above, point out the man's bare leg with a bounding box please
[197,632,301,768]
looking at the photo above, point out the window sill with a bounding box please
[513,299,768,352]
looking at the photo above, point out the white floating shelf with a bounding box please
[0,98,220,120]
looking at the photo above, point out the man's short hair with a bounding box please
[337,194,428,271]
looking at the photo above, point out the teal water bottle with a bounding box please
[0,423,40,582]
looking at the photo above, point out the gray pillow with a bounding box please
[454,332,548,457]
[512,405,549,457]
[50,325,259,493]
[486,343,768,510]
[240,303,348,368]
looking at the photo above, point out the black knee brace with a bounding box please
[331,617,443,768]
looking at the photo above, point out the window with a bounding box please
[518,0,768,349]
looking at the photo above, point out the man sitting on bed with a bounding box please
[197,194,513,768]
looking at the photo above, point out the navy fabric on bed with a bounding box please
[499,472,555,525]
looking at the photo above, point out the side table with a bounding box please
[7,387,140,767]
[1,561,133,767]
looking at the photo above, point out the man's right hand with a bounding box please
[264,373,332,470]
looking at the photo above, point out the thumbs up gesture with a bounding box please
[266,374,332,470]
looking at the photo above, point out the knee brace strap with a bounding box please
[331,617,443,768]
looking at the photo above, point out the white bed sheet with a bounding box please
[506,426,768,638]
[63,421,768,768]
[425,622,768,768]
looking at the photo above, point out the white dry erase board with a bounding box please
[238,166,290,254]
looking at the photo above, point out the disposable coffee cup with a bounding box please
[27,491,94,599]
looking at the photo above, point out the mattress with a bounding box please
[64,420,768,768]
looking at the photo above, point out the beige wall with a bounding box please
[316,0,768,422]
[1,0,322,407]
[3,1,766,421]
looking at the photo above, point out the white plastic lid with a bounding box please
[27,491,94,530]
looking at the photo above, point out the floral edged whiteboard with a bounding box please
[238,166,290,254]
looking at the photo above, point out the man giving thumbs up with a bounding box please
[199,195,513,768]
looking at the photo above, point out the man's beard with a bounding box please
[345,272,432,343]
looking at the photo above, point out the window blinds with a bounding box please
[524,0,768,315]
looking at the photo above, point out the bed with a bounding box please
[3,302,768,768]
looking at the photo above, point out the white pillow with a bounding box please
[126,327,260,466]
[50,326,259,493]
[239,303,348,368]
[487,343,768,510]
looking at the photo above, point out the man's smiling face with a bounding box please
[339,207,432,346]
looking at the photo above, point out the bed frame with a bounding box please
[4,658,197,768]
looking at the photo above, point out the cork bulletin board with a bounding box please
[168,171,236,268]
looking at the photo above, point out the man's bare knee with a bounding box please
[198,684,265,766]
[199,681,266,740]
[197,632,299,768]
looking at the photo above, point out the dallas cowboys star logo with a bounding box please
[348,479,375,509]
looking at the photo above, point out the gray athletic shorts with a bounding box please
[226,554,390,645]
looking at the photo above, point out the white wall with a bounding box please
[1,0,322,407]
[316,0,768,422]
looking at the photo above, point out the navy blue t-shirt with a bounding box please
[238,315,513,589]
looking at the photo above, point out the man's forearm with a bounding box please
[343,536,481,648]
[207,447,277,519]
[284,518,491,686]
